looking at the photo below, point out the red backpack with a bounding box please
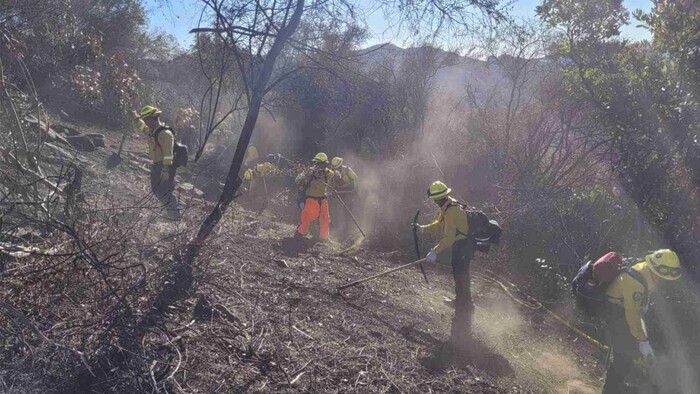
[572,252,647,315]
[591,252,623,283]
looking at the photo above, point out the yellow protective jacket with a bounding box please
[605,262,655,341]
[423,197,469,254]
[336,165,358,189]
[140,122,175,166]
[255,162,279,178]
[296,167,338,198]
[243,162,280,188]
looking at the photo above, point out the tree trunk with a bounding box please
[73,0,306,390]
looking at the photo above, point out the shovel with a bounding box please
[106,127,131,169]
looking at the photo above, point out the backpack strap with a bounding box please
[153,126,173,147]
[445,200,471,238]
[625,268,649,296]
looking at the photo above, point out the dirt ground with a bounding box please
[64,124,607,393]
[154,204,605,393]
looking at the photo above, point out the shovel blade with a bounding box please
[105,153,123,169]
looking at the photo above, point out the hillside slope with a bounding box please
[2,122,604,393]
[163,206,604,393]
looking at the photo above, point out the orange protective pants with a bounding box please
[297,197,330,240]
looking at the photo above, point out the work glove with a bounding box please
[426,249,437,263]
[639,341,655,358]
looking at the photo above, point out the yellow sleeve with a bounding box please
[345,167,358,183]
[136,119,149,135]
[622,277,647,341]
[158,129,175,166]
[423,215,441,233]
[434,207,458,253]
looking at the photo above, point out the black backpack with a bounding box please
[448,201,503,253]
[572,257,648,316]
[154,126,188,168]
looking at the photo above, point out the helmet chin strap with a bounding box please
[436,197,448,206]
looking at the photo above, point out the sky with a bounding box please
[144,0,654,49]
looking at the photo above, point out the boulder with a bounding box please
[84,133,105,148]
[65,135,96,152]
[53,124,80,136]
[23,116,72,146]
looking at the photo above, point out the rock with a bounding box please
[84,133,105,148]
[23,116,74,146]
[52,124,80,136]
[273,258,289,268]
[65,135,96,152]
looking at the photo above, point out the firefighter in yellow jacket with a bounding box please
[330,157,358,191]
[294,153,339,241]
[137,105,181,221]
[330,157,359,240]
[602,249,682,393]
[415,181,474,347]
[243,161,280,191]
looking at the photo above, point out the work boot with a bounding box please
[449,311,473,352]
[449,325,472,352]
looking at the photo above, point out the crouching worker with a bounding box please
[414,181,474,349]
[602,249,682,394]
[138,105,181,221]
[294,153,338,242]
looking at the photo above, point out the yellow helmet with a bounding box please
[331,157,343,168]
[139,105,161,119]
[312,152,328,163]
[646,249,682,281]
[243,168,254,181]
[246,146,259,162]
[428,181,451,200]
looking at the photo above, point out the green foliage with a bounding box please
[539,0,700,272]
[0,0,169,125]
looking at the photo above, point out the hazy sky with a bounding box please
[144,0,654,49]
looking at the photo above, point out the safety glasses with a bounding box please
[651,260,682,278]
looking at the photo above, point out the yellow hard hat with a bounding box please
[312,152,328,163]
[246,146,259,162]
[428,181,451,200]
[646,249,681,280]
[331,157,343,168]
[139,105,161,119]
[243,168,254,181]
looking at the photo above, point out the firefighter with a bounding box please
[329,157,359,240]
[294,153,339,242]
[138,105,181,221]
[415,181,474,348]
[602,249,682,393]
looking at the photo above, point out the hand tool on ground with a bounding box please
[413,210,429,284]
[337,258,426,291]
[106,126,132,169]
